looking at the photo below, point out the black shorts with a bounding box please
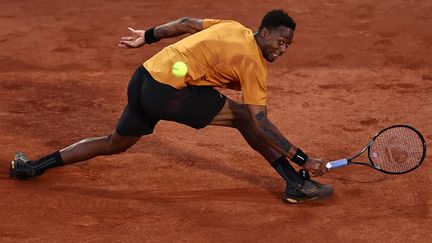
[116,66,227,136]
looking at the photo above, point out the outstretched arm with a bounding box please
[246,104,328,176]
[118,17,204,48]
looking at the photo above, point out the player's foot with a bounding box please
[283,169,333,203]
[9,152,37,179]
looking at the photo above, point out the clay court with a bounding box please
[1,0,431,241]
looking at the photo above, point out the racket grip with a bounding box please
[326,159,349,170]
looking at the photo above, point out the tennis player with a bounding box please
[10,9,332,203]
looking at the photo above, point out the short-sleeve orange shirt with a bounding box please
[143,19,268,105]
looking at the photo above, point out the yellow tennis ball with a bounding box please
[172,61,188,77]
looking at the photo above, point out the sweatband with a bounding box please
[291,149,309,166]
[144,27,160,44]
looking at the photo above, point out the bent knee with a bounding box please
[109,144,130,154]
[232,103,249,119]
[106,134,136,154]
[228,103,250,128]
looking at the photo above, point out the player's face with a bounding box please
[261,26,294,62]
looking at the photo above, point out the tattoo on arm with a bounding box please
[255,111,292,153]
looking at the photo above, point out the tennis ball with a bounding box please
[172,61,188,77]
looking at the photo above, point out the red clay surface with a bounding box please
[1,0,431,242]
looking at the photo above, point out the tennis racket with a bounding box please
[326,125,426,174]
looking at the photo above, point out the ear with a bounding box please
[260,27,269,38]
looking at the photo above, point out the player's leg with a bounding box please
[209,98,304,183]
[10,99,159,179]
[10,131,141,179]
[209,98,333,203]
[10,65,158,179]
[58,99,159,166]
[60,131,141,164]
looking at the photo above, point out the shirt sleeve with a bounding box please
[236,57,268,105]
[202,19,223,29]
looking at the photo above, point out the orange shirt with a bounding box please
[143,19,268,105]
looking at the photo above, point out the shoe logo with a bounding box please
[285,198,299,203]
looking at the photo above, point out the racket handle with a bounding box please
[326,159,349,170]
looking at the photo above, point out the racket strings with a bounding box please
[369,127,424,173]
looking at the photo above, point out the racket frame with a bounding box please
[326,125,427,174]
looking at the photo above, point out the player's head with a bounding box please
[257,9,296,62]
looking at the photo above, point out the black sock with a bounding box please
[271,156,304,184]
[29,151,64,175]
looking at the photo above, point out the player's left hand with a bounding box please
[118,27,145,48]
[303,157,328,176]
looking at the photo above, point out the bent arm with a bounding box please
[119,17,204,48]
[246,104,298,159]
[153,17,204,39]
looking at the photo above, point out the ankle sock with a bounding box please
[29,151,64,175]
[271,156,304,184]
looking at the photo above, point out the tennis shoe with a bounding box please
[283,170,333,203]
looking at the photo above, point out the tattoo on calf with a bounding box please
[255,111,292,153]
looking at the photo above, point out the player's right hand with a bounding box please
[303,157,328,176]
[118,27,145,48]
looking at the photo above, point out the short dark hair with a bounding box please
[259,9,296,31]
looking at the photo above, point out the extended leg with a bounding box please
[209,99,303,183]
[60,130,141,164]
[10,131,140,179]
